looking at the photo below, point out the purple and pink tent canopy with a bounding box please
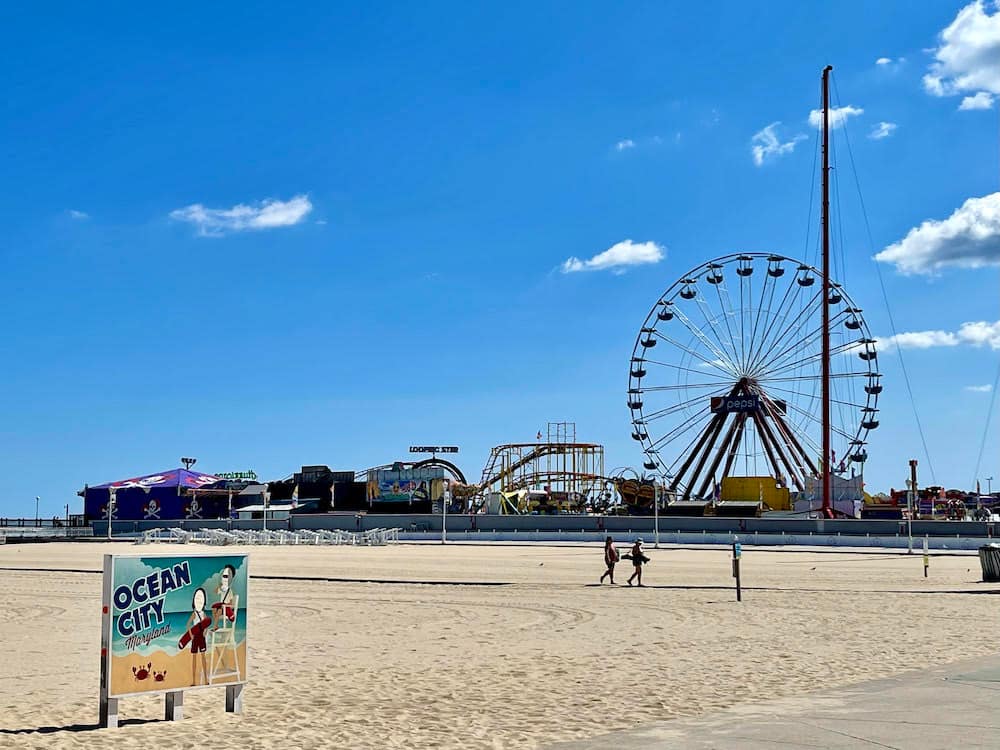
[91,469,222,490]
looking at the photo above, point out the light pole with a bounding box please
[107,488,117,540]
[34,496,40,526]
[653,481,660,549]
[442,480,450,545]
[988,477,994,495]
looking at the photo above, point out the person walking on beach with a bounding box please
[600,536,619,584]
[627,538,647,587]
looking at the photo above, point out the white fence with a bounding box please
[136,527,401,547]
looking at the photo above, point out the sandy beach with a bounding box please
[0,540,996,749]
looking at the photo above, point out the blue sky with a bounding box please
[1,1,998,516]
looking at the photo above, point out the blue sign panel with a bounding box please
[711,395,761,414]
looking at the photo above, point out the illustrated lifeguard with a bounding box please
[211,564,237,631]
[178,587,211,685]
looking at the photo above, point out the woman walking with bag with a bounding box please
[627,538,648,587]
[600,536,619,584]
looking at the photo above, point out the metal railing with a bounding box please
[136,527,401,546]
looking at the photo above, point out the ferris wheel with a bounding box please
[627,252,881,499]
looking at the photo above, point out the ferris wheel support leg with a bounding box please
[697,414,745,499]
[763,399,818,479]
[670,382,744,497]
[749,412,785,485]
[719,413,750,479]
[753,409,806,493]
[679,414,730,500]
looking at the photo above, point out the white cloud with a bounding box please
[68,209,89,219]
[923,0,1000,106]
[877,320,1000,351]
[875,192,1000,273]
[956,320,1000,348]
[965,384,994,392]
[959,91,996,109]
[615,139,636,151]
[876,330,959,349]
[750,123,806,166]
[808,105,864,129]
[170,194,313,236]
[876,57,893,65]
[868,121,898,139]
[561,239,665,274]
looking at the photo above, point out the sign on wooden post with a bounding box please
[100,552,249,727]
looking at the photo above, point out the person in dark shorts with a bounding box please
[600,536,619,584]
[627,538,647,587]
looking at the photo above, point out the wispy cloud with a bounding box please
[923,0,1000,107]
[68,209,89,220]
[868,121,898,140]
[875,192,1000,274]
[808,104,864,129]
[614,139,636,151]
[561,239,665,274]
[876,320,1000,351]
[750,123,806,166]
[170,194,313,237]
[966,384,994,393]
[959,91,995,110]
[876,57,893,65]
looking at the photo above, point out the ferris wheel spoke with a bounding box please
[670,303,741,373]
[762,383,868,410]
[639,358,734,380]
[692,293,741,367]
[746,285,822,376]
[638,382,732,392]
[746,265,776,372]
[652,330,737,376]
[754,308,851,378]
[744,271,802,374]
[758,338,860,380]
[746,289,823,376]
[759,371,872,383]
[642,391,724,422]
[739,267,749,369]
[712,281,743,369]
[781,399,858,443]
[649,408,712,451]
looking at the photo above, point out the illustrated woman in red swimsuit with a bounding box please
[181,587,210,685]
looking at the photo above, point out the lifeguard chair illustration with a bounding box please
[208,569,241,685]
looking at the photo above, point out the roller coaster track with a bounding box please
[474,442,604,499]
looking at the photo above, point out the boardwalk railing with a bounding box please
[136,527,401,547]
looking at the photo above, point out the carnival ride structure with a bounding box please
[628,66,882,516]
[473,423,606,513]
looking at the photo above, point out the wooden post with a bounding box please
[99,554,116,728]
[226,684,244,714]
[165,690,184,720]
[100,696,119,729]
[732,539,742,602]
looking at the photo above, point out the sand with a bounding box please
[0,540,997,749]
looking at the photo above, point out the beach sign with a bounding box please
[99,552,249,728]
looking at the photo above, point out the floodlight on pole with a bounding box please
[181,457,197,471]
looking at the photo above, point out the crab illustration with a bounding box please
[153,669,167,682]
[132,662,152,681]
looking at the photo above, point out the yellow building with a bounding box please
[720,476,790,510]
